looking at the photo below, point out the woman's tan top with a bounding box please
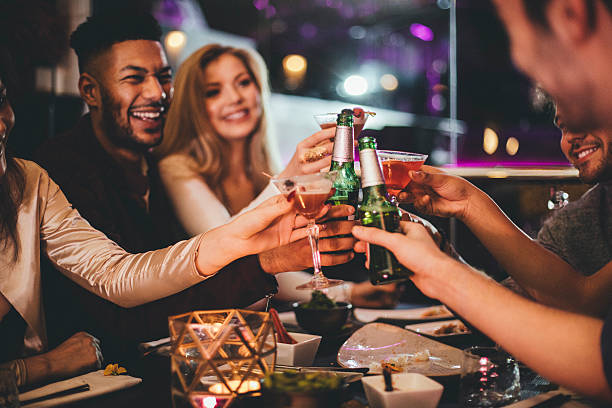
[0,160,207,354]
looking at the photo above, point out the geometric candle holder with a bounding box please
[169,309,276,408]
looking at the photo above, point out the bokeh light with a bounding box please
[344,75,368,96]
[506,137,520,156]
[483,128,499,155]
[283,54,307,74]
[165,31,186,49]
[380,74,398,91]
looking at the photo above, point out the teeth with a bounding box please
[225,111,247,120]
[577,147,597,159]
[131,111,161,119]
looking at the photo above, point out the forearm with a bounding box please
[433,259,612,401]
[461,190,598,314]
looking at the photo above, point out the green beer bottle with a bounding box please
[357,136,412,285]
[327,109,360,210]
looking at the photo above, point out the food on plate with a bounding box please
[368,350,431,373]
[263,371,342,393]
[420,306,449,317]
[433,322,469,335]
[301,290,337,310]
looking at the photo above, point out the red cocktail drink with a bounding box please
[377,150,428,203]
[381,159,426,197]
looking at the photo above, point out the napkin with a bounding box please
[19,370,141,407]
[353,306,453,323]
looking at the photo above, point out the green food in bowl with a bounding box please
[263,372,342,393]
[300,290,337,310]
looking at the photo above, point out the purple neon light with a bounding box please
[450,161,572,167]
[410,23,434,42]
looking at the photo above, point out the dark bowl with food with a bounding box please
[292,302,352,335]
[261,371,347,408]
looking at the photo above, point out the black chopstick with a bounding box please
[20,383,90,406]
[530,393,572,408]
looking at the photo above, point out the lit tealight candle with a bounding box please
[208,380,261,394]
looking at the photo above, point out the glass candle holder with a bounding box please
[169,309,276,408]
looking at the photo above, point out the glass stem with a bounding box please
[307,219,327,285]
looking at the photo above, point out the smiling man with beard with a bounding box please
[535,106,612,276]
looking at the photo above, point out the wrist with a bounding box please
[257,251,277,274]
[195,231,236,276]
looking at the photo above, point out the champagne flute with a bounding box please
[272,171,343,290]
[377,150,428,205]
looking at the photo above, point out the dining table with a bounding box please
[30,302,601,408]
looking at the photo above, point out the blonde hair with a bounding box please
[156,44,280,208]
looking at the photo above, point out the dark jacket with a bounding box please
[34,115,276,363]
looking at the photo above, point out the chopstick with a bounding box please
[20,383,90,406]
[530,393,572,408]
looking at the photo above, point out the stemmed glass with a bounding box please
[272,171,343,290]
[377,150,428,205]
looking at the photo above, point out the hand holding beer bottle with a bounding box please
[357,136,412,285]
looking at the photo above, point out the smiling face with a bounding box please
[492,0,600,132]
[0,79,15,179]
[201,53,262,142]
[94,40,172,151]
[556,107,612,183]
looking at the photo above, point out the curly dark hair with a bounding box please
[0,47,24,261]
[70,11,162,73]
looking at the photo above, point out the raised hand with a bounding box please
[352,221,450,298]
[398,165,478,221]
[259,205,356,274]
[278,127,335,177]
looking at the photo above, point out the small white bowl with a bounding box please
[361,373,443,408]
[276,332,322,366]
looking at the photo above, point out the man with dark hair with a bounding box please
[35,11,355,365]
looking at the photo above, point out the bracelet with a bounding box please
[14,358,27,387]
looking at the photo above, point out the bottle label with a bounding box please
[332,126,354,163]
[360,148,385,188]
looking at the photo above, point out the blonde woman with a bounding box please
[156,44,400,306]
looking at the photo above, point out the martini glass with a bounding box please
[377,150,428,205]
[272,171,343,290]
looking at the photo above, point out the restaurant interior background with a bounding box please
[3,0,589,279]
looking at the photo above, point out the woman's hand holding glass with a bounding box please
[277,127,336,178]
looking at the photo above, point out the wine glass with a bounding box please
[272,171,343,290]
[377,150,428,205]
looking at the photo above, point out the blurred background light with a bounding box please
[506,137,519,156]
[348,25,367,40]
[431,94,446,111]
[410,23,434,42]
[283,54,307,73]
[483,127,499,155]
[437,0,452,10]
[165,30,186,49]
[380,74,398,91]
[343,75,368,96]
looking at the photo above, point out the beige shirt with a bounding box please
[158,154,278,236]
[0,160,207,354]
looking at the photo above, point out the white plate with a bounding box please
[405,319,471,338]
[337,323,462,376]
[353,306,453,323]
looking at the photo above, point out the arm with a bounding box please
[406,168,612,316]
[352,223,612,401]
[41,170,304,308]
